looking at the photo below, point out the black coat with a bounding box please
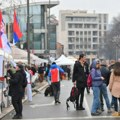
[72,61,87,88]
[100,65,110,86]
[9,70,24,98]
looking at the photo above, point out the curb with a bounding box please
[0,83,48,119]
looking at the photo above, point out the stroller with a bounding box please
[66,85,78,110]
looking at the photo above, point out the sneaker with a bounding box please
[12,115,19,119]
[55,101,57,104]
[79,106,85,110]
[107,109,112,113]
[96,109,102,114]
[57,101,61,104]
[112,112,119,116]
[91,112,101,116]
[76,107,81,110]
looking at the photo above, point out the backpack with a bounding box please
[66,86,78,110]
[87,74,92,87]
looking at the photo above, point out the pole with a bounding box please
[27,0,30,65]
[48,0,50,52]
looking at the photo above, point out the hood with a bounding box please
[50,64,58,69]
[91,59,100,69]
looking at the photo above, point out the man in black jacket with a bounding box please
[100,61,110,111]
[72,54,86,110]
[8,64,25,119]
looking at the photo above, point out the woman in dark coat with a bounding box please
[9,64,25,119]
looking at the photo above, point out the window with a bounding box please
[80,31,83,35]
[76,38,79,42]
[88,38,91,42]
[93,31,97,36]
[76,45,79,49]
[84,31,87,35]
[68,31,74,36]
[93,38,97,43]
[84,38,87,43]
[104,25,107,30]
[68,24,72,28]
[76,31,79,35]
[68,44,74,49]
[80,45,83,48]
[88,31,91,35]
[93,44,98,49]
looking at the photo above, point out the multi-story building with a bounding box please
[2,0,59,58]
[58,10,108,58]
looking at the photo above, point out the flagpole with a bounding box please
[27,0,30,65]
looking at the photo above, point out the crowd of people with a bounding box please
[72,54,120,116]
[4,54,120,119]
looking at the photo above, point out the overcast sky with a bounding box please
[51,0,120,23]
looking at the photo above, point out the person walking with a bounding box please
[25,66,32,102]
[38,64,44,82]
[109,62,120,116]
[45,64,51,85]
[72,54,87,110]
[48,62,64,104]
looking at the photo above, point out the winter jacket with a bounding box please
[109,71,120,98]
[48,64,64,83]
[91,60,103,87]
[72,61,87,88]
[9,70,24,98]
[100,64,110,86]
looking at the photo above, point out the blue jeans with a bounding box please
[91,86,101,113]
[112,96,120,111]
[100,83,111,109]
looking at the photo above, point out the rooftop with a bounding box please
[0,0,59,9]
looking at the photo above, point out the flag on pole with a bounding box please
[0,10,12,54]
[13,9,23,44]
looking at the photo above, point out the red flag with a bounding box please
[0,10,3,48]
[13,10,23,44]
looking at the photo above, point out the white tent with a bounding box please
[55,55,75,65]
[11,46,48,64]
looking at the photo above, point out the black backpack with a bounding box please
[66,86,78,110]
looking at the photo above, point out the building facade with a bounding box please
[2,0,59,58]
[58,10,108,58]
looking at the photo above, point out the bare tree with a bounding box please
[99,14,120,60]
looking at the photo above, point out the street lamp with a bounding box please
[27,0,30,65]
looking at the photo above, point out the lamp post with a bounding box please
[47,0,50,54]
[27,0,30,65]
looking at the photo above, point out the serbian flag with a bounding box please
[0,10,11,53]
[13,10,23,44]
